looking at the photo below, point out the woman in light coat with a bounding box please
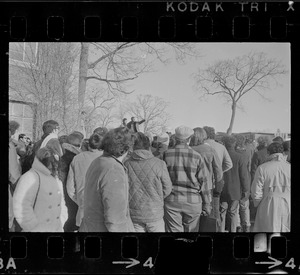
[251,142,290,232]
[13,146,68,232]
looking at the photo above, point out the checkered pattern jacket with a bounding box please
[163,144,210,204]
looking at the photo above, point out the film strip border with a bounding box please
[0,2,299,41]
[0,233,300,273]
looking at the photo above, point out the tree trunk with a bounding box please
[226,102,236,135]
[76,42,90,130]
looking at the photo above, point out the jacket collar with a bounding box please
[32,157,51,176]
[130,149,154,160]
[267,153,286,162]
[62,143,81,155]
[102,152,128,173]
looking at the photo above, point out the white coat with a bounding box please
[251,153,290,232]
[13,157,68,232]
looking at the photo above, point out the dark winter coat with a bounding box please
[127,119,145,132]
[58,143,81,231]
[221,148,250,202]
[250,147,269,183]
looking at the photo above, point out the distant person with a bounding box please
[220,135,250,232]
[80,138,90,152]
[234,134,251,232]
[190,127,224,230]
[203,126,233,173]
[272,136,284,144]
[9,122,22,231]
[168,134,176,149]
[93,127,108,136]
[251,142,290,232]
[250,136,271,183]
[79,127,135,232]
[127,117,146,133]
[66,133,103,228]
[124,132,172,232]
[244,137,256,172]
[163,126,211,232]
[282,140,290,163]
[153,133,170,159]
[59,133,82,232]
[121,118,128,128]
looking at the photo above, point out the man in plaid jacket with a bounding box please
[163,125,211,232]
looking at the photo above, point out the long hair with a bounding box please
[89,133,103,150]
[36,147,59,177]
[9,120,20,136]
[133,132,150,150]
[190,127,207,146]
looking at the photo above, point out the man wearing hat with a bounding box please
[162,125,211,232]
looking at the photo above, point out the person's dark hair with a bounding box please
[133,132,150,150]
[36,147,59,176]
[222,135,236,149]
[122,118,127,123]
[257,136,271,147]
[273,136,284,144]
[67,133,82,147]
[267,142,284,155]
[131,117,135,121]
[245,137,253,145]
[100,127,133,157]
[190,127,207,146]
[71,131,84,141]
[80,138,89,151]
[18,133,26,140]
[93,127,108,136]
[203,126,215,140]
[234,134,245,149]
[58,135,68,145]
[89,133,103,150]
[175,136,189,145]
[282,140,290,152]
[41,120,59,139]
[9,121,20,136]
[168,134,176,149]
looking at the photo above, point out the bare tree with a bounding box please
[9,43,78,138]
[76,42,200,128]
[125,94,171,136]
[82,88,116,136]
[193,52,287,135]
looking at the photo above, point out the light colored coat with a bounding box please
[66,149,103,227]
[79,153,135,232]
[205,139,233,173]
[13,157,67,232]
[251,153,290,232]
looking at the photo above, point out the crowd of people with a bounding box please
[8,117,291,233]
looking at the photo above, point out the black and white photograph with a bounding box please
[8,42,290,234]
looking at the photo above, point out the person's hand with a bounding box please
[240,192,249,203]
[202,203,212,216]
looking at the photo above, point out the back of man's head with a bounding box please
[133,132,150,150]
[222,135,236,149]
[203,126,215,140]
[42,120,59,135]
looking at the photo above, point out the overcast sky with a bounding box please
[126,43,290,134]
